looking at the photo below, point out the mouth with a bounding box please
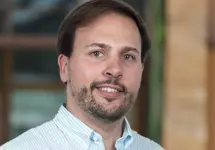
[94,84,125,100]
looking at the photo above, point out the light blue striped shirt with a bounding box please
[1,105,164,150]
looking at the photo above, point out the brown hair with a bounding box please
[57,0,151,63]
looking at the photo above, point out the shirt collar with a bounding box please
[116,118,133,148]
[53,104,93,139]
[53,104,133,147]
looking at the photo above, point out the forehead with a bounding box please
[74,13,142,51]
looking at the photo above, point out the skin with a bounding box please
[58,12,143,150]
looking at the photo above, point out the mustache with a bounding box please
[90,77,127,93]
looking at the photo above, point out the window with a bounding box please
[9,89,65,138]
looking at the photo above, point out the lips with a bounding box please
[94,84,124,99]
[95,84,124,92]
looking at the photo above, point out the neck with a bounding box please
[88,116,124,140]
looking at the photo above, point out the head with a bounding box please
[57,0,151,123]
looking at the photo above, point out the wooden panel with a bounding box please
[0,0,11,144]
[207,0,215,149]
[0,36,56,48]
[208,50,215,150]
[208,0,215,44]
[0,51,4,144]
[0,50,12,145]
[0,91,3,144]
[164,0,208,149]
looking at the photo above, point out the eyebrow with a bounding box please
[86,42,139,54]
[122,46,140,55]
[86,43,111,50]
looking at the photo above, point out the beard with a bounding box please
[68,77,137,123]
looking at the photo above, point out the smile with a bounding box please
[94,84,125,100]
[100,87,119,93]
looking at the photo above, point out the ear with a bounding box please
[58,54,69,84]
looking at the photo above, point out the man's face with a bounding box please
[60,13,143,122]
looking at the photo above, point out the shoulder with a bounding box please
[0,121,57,150]
[129,130,164,150]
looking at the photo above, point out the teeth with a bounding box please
[100,87,118,93]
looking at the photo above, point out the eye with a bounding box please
[90,51,104,57]
[124,54,136,61]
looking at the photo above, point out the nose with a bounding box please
[102,58,123,79]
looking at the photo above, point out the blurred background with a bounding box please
[0,0,214,150]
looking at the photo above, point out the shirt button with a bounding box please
[93,136,99,142]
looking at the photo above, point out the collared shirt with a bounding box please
[0,105,164,150]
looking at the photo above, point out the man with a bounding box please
[1,0,164,149]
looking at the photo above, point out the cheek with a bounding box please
[70,59,101,87]
[124,67,143,90]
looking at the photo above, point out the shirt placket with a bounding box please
[89,132,105,150]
